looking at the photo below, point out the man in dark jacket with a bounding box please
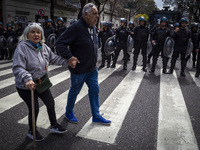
[98,21,113,68]
[132,17,149,72]
[56,3,111,125]
[168,18,191,77]
[56,17,66,39]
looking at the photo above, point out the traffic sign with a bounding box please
[38,9,45,17]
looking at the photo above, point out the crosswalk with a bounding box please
[0,60,200,149]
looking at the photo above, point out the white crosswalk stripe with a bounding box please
[0,61,200,149]
[157,70,198,150]
[0,62,13,69]
[189,71,200,87]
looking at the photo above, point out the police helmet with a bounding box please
[174,22,179,27]
[47,19,53,23]
[7,24,12,27]
[192,22,198,28]
[57,17,63,22]
[179,18,187,24]
[160,17,168,23]
[69,19,77,24]
[129,21,134,25]
[120,18,127,24]
[0,22,2,25]
[169,24,173,28]
[139,16,146,22]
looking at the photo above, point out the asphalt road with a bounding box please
[0,53,200,150]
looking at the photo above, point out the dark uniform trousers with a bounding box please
[101,44,111,66]
[133,41,147,68]
[151,42,169,71]
[170,45,187,73]
[112,43,128,68]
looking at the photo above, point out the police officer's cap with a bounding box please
[179,18,187,24]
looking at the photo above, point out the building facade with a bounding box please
[0,0,79,27]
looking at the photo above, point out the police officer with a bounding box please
[0,22,6,60]
[149,17,171,74]
[132,17,149,72]
[111,18,130,70]
[56,17,66,39]
[13,22,23,49]
[186,23,199,68]
[168,18,191,77]
[5,23,15,60]
[147,19,161,64]
[44,19,55,40]
[195,30,200,77]
[98,21,113,68]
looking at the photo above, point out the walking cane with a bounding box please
[31,89,36,149]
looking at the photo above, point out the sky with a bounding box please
[155,0,164,9]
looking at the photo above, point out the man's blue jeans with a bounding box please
[66,68,100,118]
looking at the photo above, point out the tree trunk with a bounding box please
[50,0,55,26]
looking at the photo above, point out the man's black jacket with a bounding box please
[56,17,98,74]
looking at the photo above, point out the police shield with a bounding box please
[0,36,6,48]
[185,39,193,58]
[47,33,56,49]
[163,37,174,58]
[6,36,16,51]
[104,35,115,56]
[147,40,152,54]
[127,35,133,54]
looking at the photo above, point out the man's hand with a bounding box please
[68,56,80,68]
[25,80,35,90]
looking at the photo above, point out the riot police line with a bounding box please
[102,16,200,78]
[0,17,76,60]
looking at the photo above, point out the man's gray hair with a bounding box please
[19,22,45,43]
[82,3,97,17]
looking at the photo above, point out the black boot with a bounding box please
[132,55,138,71]
[142,55,147,72]
[149,56,157,73]
[193,62,196,68]
[168,59,176,74]
[195,72,199,77]
[180,60,186,77]
[163,57,169,74]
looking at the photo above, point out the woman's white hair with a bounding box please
[19,22,45,43]
[82,3,97,17]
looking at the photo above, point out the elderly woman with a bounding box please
[12,23,67,141]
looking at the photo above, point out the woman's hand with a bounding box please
[67,56,80,68]
[25,80,35,90]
